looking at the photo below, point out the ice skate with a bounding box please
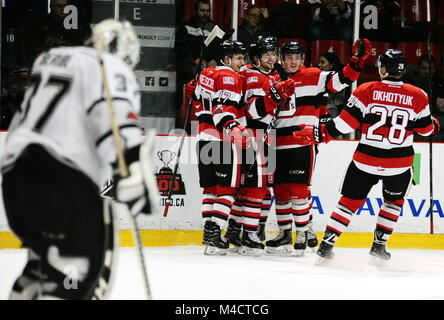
[239,231,265,257]
[265,229,293,255]
[257,223,266,242]
[293,230,307,256]
[369,242,391,265]
[202,220,215,246]
[225,219,242,252]
[204,223,229,256]
[307,222,319,251]
[315,241,335,265]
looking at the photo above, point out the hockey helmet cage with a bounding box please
[281,41,305,59]
[91,19,140,69]
[376,49,407,77]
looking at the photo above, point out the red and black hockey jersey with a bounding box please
[193,66,243,141]
[250,64,359,150]
[329,79,435,175]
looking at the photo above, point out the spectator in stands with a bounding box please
[175,0,218,83]
[308,0,354,42]
[175,0,218,128]
[317,52,350,119]
[27,0,91,65]
[403,54,444,141]
[237,5,269,50]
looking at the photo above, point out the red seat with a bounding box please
[397,42,441,68]
[310,40,351,67]
[182,0,230,31]
[268,0,307,13]
[399,0,436,23]
[366,41,395,66]
[357,66,380,86]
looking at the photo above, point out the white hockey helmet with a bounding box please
[91,19,140,69]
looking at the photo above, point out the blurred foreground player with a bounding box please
[293,49,440,264]
[1,20,156,299]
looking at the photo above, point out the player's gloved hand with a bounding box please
[225,120,252,149]
[185,79,197,100]
[293,124,332,145]
[350,38,372,71]
[431,115,441,135]
[116,161,151,216]
[266,79,295,110]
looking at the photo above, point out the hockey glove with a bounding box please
[349,38,372,71]
[225,120,252,149]
[293,124,332,145]
[265,79,295,112]
[431,115,441,135]
[116,161,151,216]
[185,79,197,101]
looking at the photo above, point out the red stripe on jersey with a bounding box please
[353,151,414,168]
[340,109,361,130]
[415,123,434,136]
[376,223,393,232]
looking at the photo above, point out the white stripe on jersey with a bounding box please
[276,115,319,127]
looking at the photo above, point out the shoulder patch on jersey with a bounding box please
[247,76,258,84]
[223,76,235,85]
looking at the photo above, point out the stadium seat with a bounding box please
[182,0,230,31]
[357,66,380,86]
[397,42,441,68]
[399,0,436,23]
[310,40,351,67]
[366,42,395,66]
[268,0,307,13]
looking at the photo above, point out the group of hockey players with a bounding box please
[1,15,441,300]
[189,32,440,263]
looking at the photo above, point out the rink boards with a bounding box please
[0,132,444,249]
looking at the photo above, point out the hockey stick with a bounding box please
[97,49,152,300]
[426,30,434,234]
[234,62,289,201]
[163,27,235,217]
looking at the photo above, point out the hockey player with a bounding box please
[1,20,155,299]
[292,49,440,264]
[225,36,294,256]
[249,39,372,255]
[192,40,250,255]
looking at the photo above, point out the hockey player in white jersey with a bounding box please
[1,20,155,299]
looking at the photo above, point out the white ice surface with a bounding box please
[1,246,444,300]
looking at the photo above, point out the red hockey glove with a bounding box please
[265,79,295,111]
[185,79,197,100]
[350,38,372,71]
[225,121,252,149]
[431,115,441,135]
[293,124,332,145]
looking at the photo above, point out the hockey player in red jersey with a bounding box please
[224,36,294,255]
[246,39,373,255]
[192,40,250,255]
[292,49,441,263]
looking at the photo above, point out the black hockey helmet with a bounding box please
[219,40,246,61]
[376,49,407,77]
[281,41,305,59]
[254,36,279,59]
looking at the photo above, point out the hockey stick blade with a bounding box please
[221,28,235,42]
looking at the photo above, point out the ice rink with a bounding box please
[1,245,444,300]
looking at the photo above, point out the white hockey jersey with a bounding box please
[1,46,143,186]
